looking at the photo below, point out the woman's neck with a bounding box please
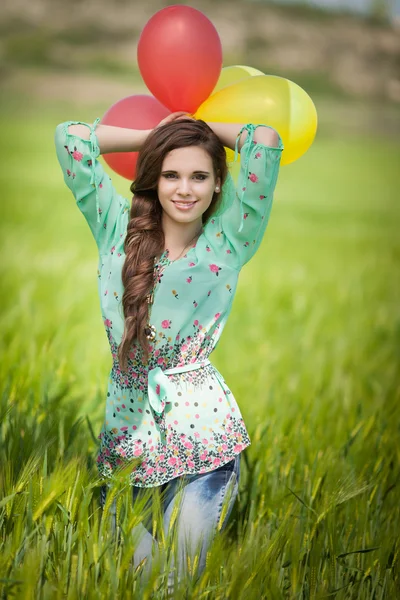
[161,214,203,258]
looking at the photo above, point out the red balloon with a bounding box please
[101,95,171,180]
[137,5,222,113]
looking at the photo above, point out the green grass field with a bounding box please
[0,93,399,599]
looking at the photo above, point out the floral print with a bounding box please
[54,119,283,487]
[209,264,222,276]
[97,414,249,484]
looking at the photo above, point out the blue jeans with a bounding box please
[100,454,241,589]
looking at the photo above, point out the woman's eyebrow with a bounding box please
[161,170,211,174]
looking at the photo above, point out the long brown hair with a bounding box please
[118,118,228,372]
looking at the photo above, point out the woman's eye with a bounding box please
[163,173,207,181]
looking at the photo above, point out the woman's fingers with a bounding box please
[172,112,195,121]
[155,112,196,129]
[167,111,188,121]
[176,114,196,120]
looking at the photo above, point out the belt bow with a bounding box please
[147,359,212,420]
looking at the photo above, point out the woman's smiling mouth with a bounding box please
[172,201,198,210]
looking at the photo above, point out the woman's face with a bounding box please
[157,146,221,224]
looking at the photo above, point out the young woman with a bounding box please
[54,112,283,589]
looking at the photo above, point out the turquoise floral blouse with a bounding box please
[54,119,283,487]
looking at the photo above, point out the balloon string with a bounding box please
[89,117,101,224]
[233,124,257,233]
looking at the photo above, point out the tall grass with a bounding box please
[0,94,399,599]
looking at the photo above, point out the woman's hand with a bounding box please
[154,111,196,129]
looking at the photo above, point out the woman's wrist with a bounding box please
[206,121,280,150]
[95,125,152,154]
[205,122,248,151]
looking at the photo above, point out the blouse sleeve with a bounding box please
[204,123,283,270]
[54,119,130,255]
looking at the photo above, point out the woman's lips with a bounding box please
[172,201,198,210]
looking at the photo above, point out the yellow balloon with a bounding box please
[195,75,318,166]
[213,65,264,94]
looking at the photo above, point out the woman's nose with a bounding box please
[177,179,191,195]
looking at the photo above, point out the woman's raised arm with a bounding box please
[202,122,283,270]
[55,119,141,255]
[68,111,191,153]
[67,123,152,154]
[205,121,280,152]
